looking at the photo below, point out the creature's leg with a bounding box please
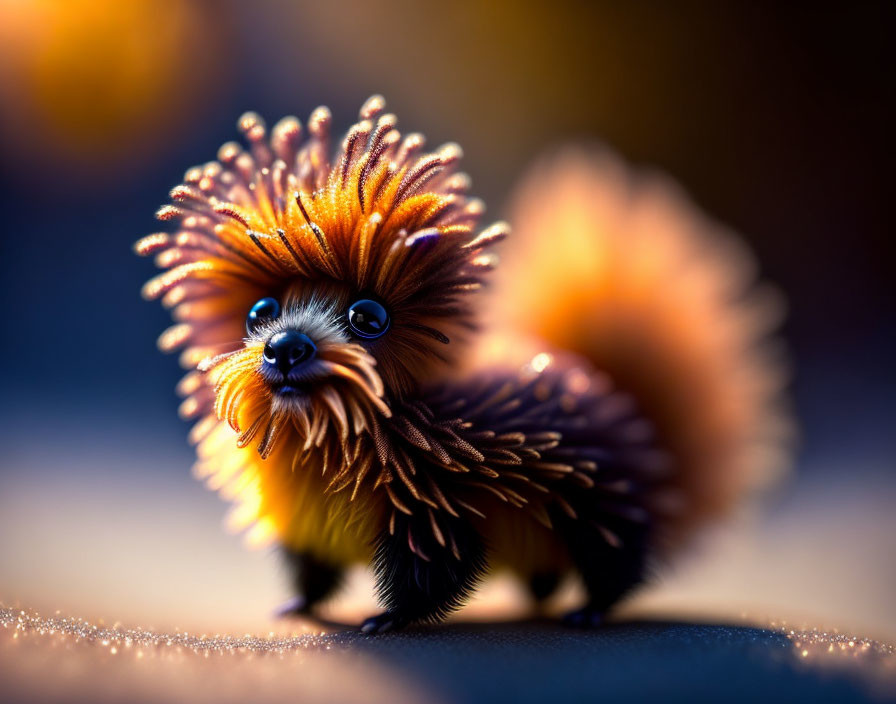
[556,515,650,628]
[361,511,487,634]
[527,571,563,607]
[276,548,344,617]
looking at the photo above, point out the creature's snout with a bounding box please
[263,330,317,376]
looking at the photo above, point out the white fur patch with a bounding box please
[248,292,350,394]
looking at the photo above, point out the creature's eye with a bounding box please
[246,297,281,334]
[347,299,390,339]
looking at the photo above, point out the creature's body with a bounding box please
[138,97,790,632]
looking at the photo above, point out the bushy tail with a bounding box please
[485,148,793,546]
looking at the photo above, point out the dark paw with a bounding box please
[273,595,313,618]
[562,606,605,629]
[360,612,406,635]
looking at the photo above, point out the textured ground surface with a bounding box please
[2,610,892,704]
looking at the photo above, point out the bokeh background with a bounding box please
[0,0,893,667]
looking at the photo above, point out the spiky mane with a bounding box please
[136,96,508,400]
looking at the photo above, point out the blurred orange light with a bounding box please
[0,0,229,175]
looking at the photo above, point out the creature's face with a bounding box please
[248,286,372,405]
[212,275,421,457]
[139,98,507,459]
[243,282,386,410]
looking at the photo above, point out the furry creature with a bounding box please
[137,96,791,633]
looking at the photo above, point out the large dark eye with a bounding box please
[246,297,280,334]
[347,299,390,339]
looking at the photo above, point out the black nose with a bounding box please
[263,330,317,375]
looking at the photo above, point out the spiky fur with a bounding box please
[137,97,790,630]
